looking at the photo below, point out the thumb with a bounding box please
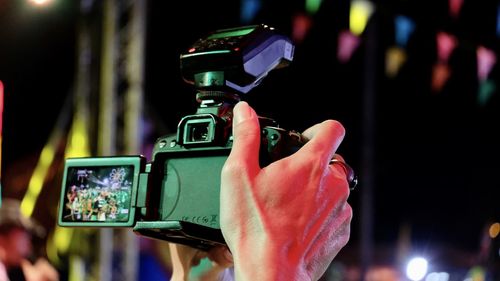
[227,101,261,170]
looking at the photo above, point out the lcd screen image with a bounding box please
[61,165,134,223]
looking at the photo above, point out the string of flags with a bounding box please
[346,0,496,106]
[240,0,498,106]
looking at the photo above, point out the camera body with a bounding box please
[58,24,303,251]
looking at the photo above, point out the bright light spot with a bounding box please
[28,0,54,6]
[489,222,500,238]
[425,272,449,281]
[349,0,375,36]
[467,266,486,281]
[406,257,428,281]
[366,266,401,281]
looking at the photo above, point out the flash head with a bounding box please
[180,24,294,94]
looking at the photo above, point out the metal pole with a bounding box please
[122,1,148,280]
[98,0,118,280]
[359,2,378,279]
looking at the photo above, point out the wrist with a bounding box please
[231,243,311,281]
[170,258,190,281]
[170,271,189,281]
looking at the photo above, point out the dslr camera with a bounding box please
[58,24,303,251]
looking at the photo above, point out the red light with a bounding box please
[188,48,196,53]
[234,47,240,52]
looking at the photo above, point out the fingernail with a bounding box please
[233,101,253,125]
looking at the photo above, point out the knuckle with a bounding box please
[221,160,247,178]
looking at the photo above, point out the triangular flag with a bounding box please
[431,62,451,93]
[240,0,261,24]
[477,46,497,82]
[449,0,464,19]
[478,79,496,106]
[337,30,361,63]
[349,0,375,36]
[385,46,407,78]
[436,31,458,63]
[292,12,313,44]
[395,15,416,48]
[497,4,500,37]
[306,0,323,15]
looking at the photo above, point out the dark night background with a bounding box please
[0,0,499,276]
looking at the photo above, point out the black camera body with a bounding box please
[58,24,303,251]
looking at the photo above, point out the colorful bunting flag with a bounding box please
[337,29,361,63]
[432,62,451,93]
[436,31,458,63]
[395,15,415,48]
[385,46,407,78]
[349,0,375,36]
[449,0,464,19]
[240,0,261,24]
[477,46,497,82]
[292,12,313,44]
[478,79,496,106]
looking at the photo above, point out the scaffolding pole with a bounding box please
[121,1,147,281]
[98,0,118,280]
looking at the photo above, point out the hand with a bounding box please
[21,257,59,281]
[169,243,234,281]
[169,243,207,281]
[220,101,352,281]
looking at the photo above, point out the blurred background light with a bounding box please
[425,272,449,281]
[28,0,55,7]
[406,257,428,281]
[490,222,500,238]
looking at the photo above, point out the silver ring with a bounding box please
[329,158,358,190]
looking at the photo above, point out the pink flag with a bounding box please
[477,46,497,82]
[437,31,458,63]
[337,30,361,63]
[449,0,464,19]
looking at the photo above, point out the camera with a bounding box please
[58,24,303,251]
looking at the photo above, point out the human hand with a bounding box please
[169,243,233,281]
[21,257,59,281]
[169,243,207,281]
[220,101,352,281]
